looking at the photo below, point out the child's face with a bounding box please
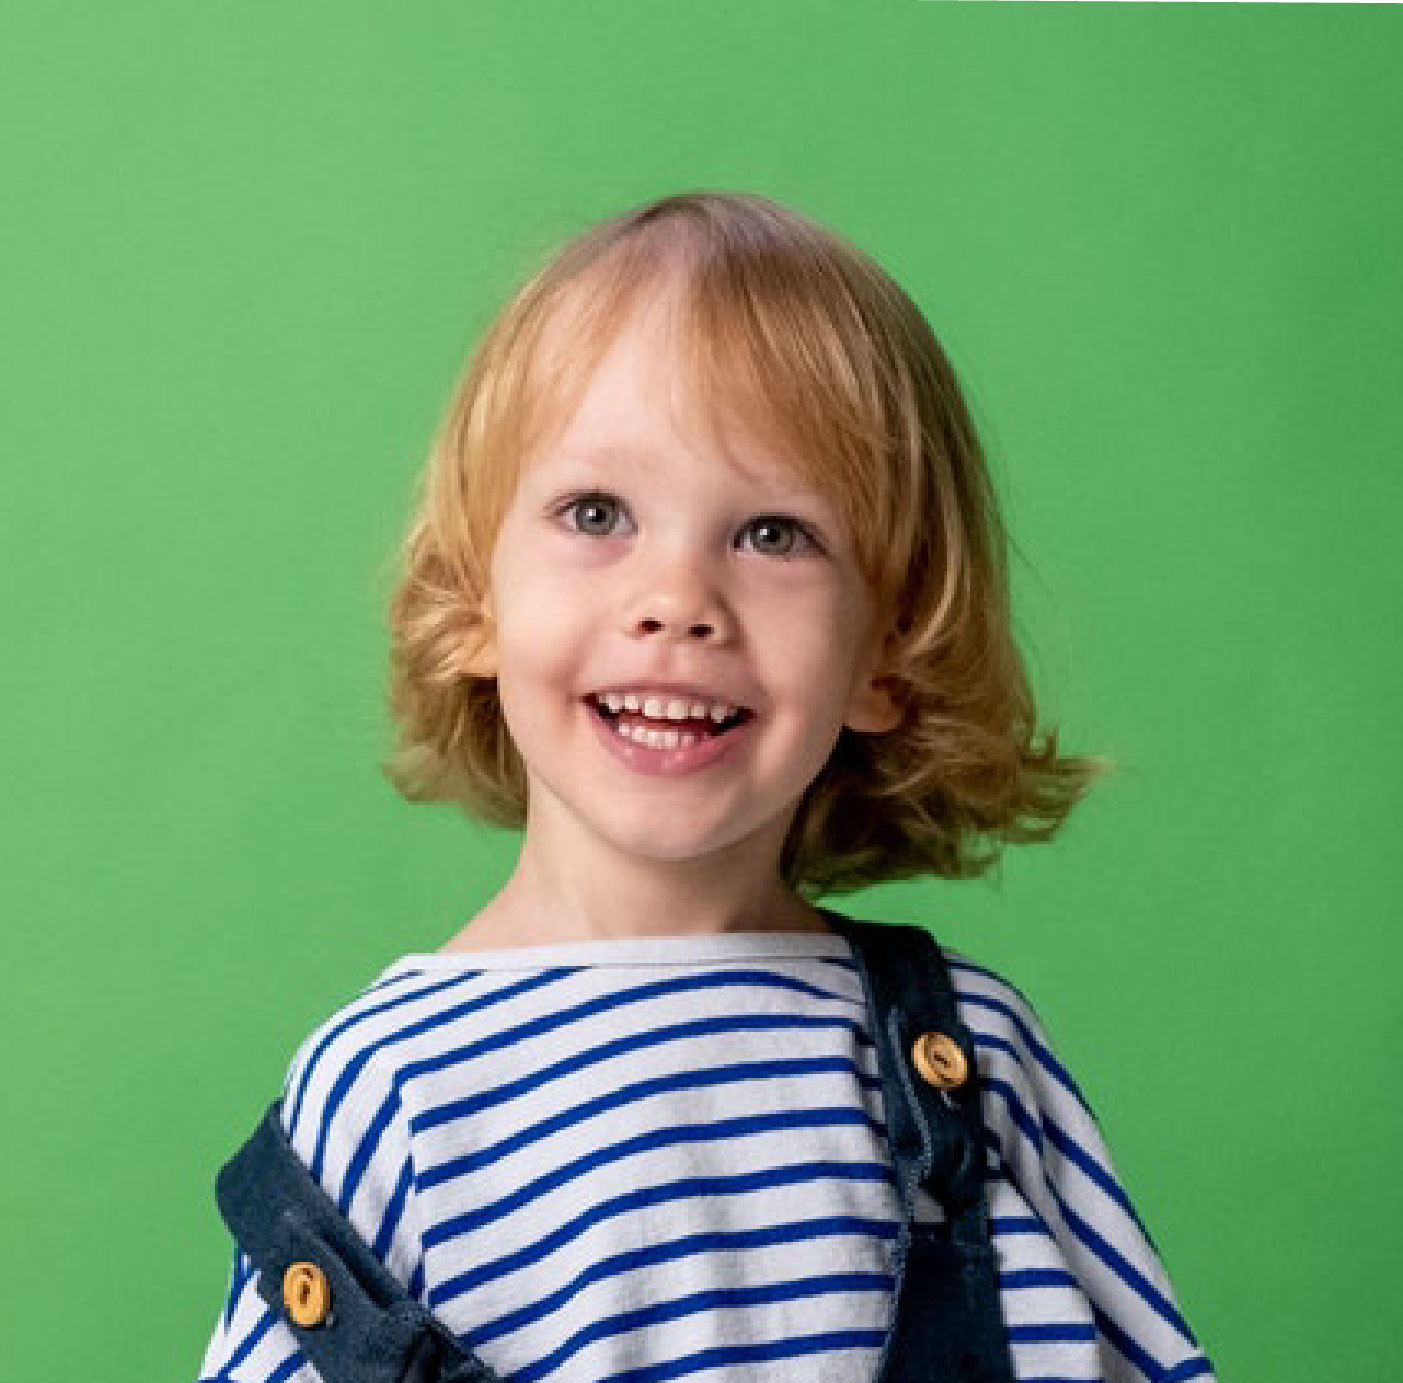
[461,290,901,882]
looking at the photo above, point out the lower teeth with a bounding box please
[614,721,705,750]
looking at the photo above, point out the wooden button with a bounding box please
[283,1261,331,1327]
[911,1031,968,1090]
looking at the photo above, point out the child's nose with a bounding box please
[633,612,719,641]
[622,570,736,644]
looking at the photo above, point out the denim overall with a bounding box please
[216,912,1016,1383]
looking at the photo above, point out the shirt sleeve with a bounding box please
[947,953,1216,1383]
[195,1004,425,1383]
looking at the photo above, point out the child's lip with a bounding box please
[587,692,756,775]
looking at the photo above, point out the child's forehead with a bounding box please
[525,433,834,508]
[527,309,825,489]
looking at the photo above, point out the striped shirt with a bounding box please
[198,927,1214,1383]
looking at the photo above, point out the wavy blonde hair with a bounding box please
[384,190,1112,897]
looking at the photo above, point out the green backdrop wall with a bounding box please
[3,4,1399,1380]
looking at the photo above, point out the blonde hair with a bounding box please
[384,190,1113,897]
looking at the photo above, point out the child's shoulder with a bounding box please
[274,955,457,1164]
[237,957,448,1274]
[937,944,1098,1120]
[939,944,1043,1032]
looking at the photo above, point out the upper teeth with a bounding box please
[597,692,741,723]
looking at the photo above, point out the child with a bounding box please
[197,191,1215,1383]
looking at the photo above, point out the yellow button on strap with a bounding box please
[911,1031,969,1090]
[283,1261,331,1328]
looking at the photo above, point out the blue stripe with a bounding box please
[364,966,425,993]
[1162,1357,1215,1382]
[1000,1267,1081,1291]
[426,1110,886,1239]
[221,1302,275,1372]
[1062,1200,1199,1348]
[566,1330,890,1383]
[460,1216,899,1338]
[266,1352,308,1383]
[1093,1301,1169,1381]
[415,1039,875,1135]
[285,965,482,1136]
[982,1063,1155,1248]
[1007,1322,1099,1343]
[422,1053,878,1183]
[336,1081,403,1211]
[423,1101,880,1201]
[397,963,867,1095]
[408,1010,872,1137]
[948,966,1096,1118]
[983,1072,1158,1253]
[427,1164,898,1302]
[299,967,575,1177]
[1043,1113,1157,1250]
[990,1213,1053,1234]
[373,1154,414,1264]
[986,1145,1196,1374]
[520,1282,892,1383]
[987,1146,1177,1376]
[983,1073,1048,1152]
[983,1083,1197,1351]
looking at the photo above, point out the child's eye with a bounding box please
[742,514,817,559]
[556,490,818,559]
[559,491,625,538]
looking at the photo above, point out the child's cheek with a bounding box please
[542,528,622,567]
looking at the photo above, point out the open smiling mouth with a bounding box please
[585,695,754,745]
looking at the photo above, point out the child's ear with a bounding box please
[453,592,499,679]
[844,671,905,735]
[843,613,908,734]
[843,620,906,734]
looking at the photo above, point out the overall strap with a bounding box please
[821,910,1016,1383]
[215,1099,501,1383]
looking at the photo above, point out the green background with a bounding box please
[3,4,1399,1379]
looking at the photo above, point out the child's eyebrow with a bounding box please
[568,444,633,468]
[557,445,833,511]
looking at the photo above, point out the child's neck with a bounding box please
[440,874,830,954]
